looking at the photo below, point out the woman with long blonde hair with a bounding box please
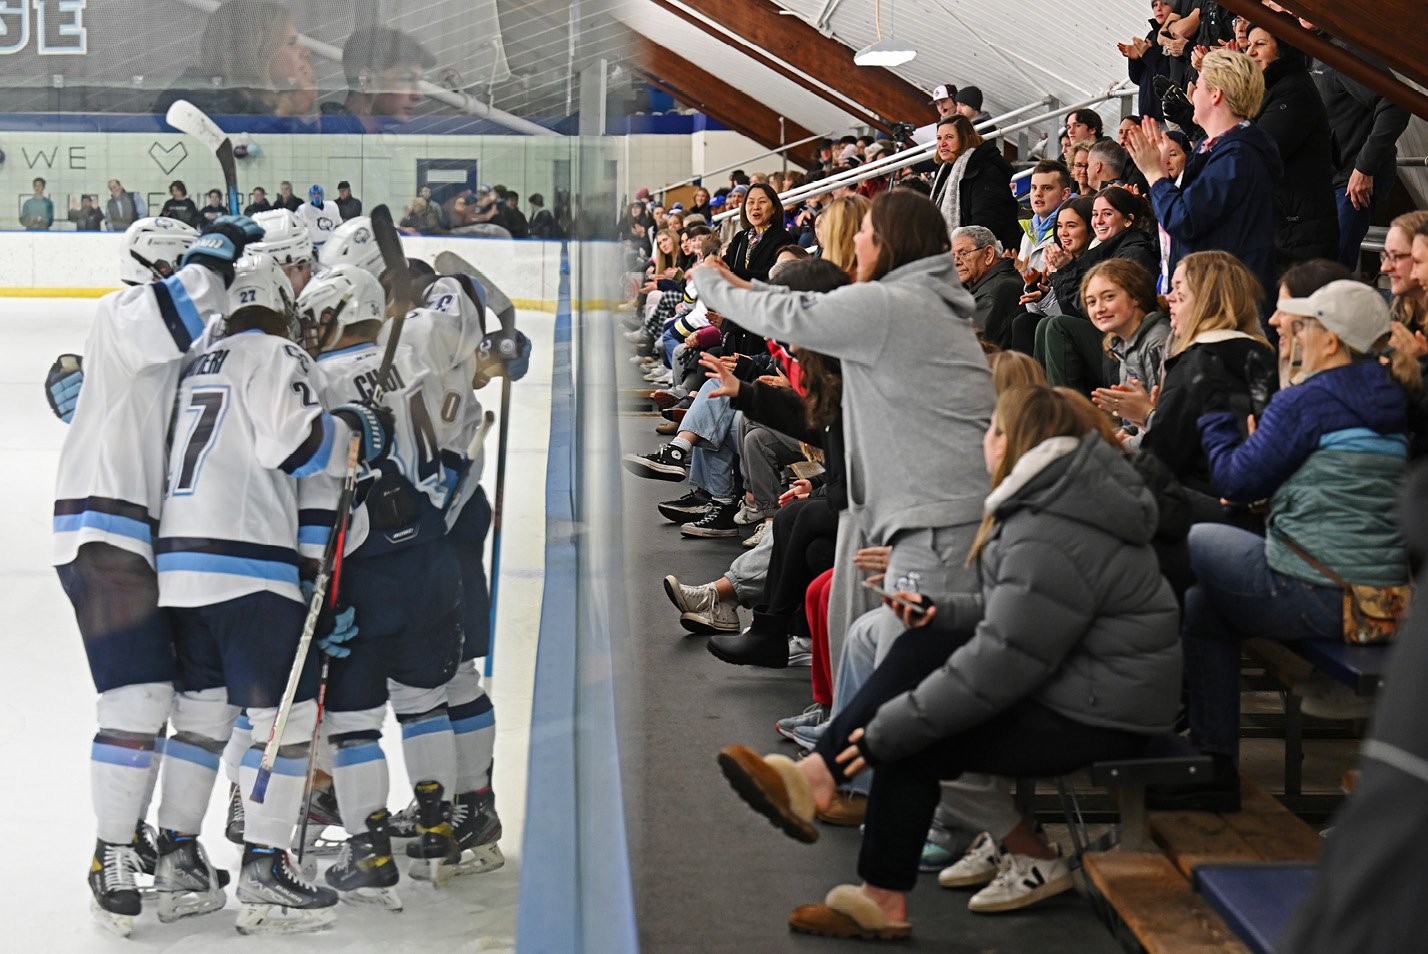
[816,194,872,279]
[713,385,1179,939]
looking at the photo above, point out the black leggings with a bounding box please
[812,624,1146,891]
[759,495,838,630]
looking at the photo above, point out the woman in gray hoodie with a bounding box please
[715,386,1181,940]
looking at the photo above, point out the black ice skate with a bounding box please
[235,844,338,935]
[88,839,142,937]
[405,779,460,886]
[324,809,402,911]
[225,783,244,845]
[411,788,504,880]
[292,783,344,858]
[153,829,227,922]
[133,820,158,875]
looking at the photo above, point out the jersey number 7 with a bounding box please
[171,387,229,495]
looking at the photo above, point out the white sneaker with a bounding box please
[1297,678,1376,720]
[787,635,812,667]
[938,831,1001,888]
[741,521,768,549]
[644,369,674,385]
[662,576,740,634]
[966,848,1074,913]
[733,499,762,525]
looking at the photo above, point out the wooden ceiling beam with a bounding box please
[647,0,932,135]
[1251,0,1428,99]
[634,38,820,168]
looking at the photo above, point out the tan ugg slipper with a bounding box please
[815,791,867,826]
[787,884,912,940]
[716,745,819,843]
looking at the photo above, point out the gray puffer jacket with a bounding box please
[863,433,1182,763]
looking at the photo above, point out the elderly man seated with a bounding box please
[952,225,1023,346]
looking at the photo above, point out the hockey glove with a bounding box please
[301,581,359,658]
[179,214,265,285]
[45,353,83,423]
[473,328,532,388]
[331,402,395,464]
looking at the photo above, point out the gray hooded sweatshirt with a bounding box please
[861,433,1183,764]
[693,255,995,544]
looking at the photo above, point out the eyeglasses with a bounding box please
[1381,250,1411,265]
[952,247,993,261]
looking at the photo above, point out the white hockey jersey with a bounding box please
[156,330,359,607]
[297,201,343,246]
[53,266,228,568]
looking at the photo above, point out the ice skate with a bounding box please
[325,809,402,911]
[291,783,344,858]
[224,783,244,845]
[387,798,418,839]
[405,779,459,886]
[234,844,338,935]
[88,839,141,938]
[411,789,504,880]
[153,829,227,922]
[133,820,159,876]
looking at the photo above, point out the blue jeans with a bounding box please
[1181,523,1341,758]
[1335,172,1394,271]
[683,377,739,499]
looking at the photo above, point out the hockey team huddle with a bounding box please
[48,205,532,936]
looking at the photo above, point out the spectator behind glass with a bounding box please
[243,186,273,216]
[21,176,53,231]
[528,193,561,239]
[320,26,435,133]
[155,0,316,118]
[399,196,442,235]
[1121,1,1175,121]
[333,181,362,220]
[200,189,227,225]
[1244,26,1338,267]
[503,191,529,239]
[1126,50,1281,324]
[104,179,147,231]
[1139,250,1276,524]
[274,181,302,213]
[929,114,1021,252]
[1161,280,1421,812]
[67,194,104,231]
[159,180,201,228]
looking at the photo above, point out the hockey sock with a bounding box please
[331,732,390,835]
[396,707,456,795]
[156,732,225,835]
[92,730,160,844]
[240,701,318,850]
[137,724,165,821]
[449,694,495,794]
[222,712,252,785]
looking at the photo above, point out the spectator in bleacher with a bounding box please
[1117,115,1141,147]
[1085,141,1138,193]
[815,195,872,280]
[1085,259,1173,429]
[716,384,1180,936]
[159,180,201,228]
[1126,49,1281,320]
[689,187,713,221]
[930,84,959,120]
[1064,108,1106,146]
[66,194,103,232]
[1384,212,1428,358]
[1308,37,1412,271]
[1012,195,1097,351]
[929,115,1021,253]
[1138,251,1277,523]
[1245,26,1339,267]
[721,183,791,284]
[1155,279,1419,812]
[243,186,273,216]
[953,226,1022,346]
[103,179,146,231]
[334,181,362,219]
[811,140,836,173]
[1121,1,1175,122]
[1068,139,1095,195]
[1018,160,1072,280]
[21,177,53,231]
[953,86,994,129]
[275,180,302,212]
[199,188,227,225]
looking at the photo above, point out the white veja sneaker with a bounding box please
[741,521,768,549]
[733,499,762,525]
[966,847,1074,913]
[938,831,1002,888]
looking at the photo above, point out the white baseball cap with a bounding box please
[930,84,955,103]
[1277,280,1392,354]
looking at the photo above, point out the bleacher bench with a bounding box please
[1193,862,1317,954]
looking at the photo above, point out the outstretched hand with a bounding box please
[699,350,741,398]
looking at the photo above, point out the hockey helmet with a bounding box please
[120,216,200,285]
[249,209,315,295]
[297,263,386,355]
[317,215,384,279]
[228,253,299,340]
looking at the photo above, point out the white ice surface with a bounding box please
[0,297,552,952]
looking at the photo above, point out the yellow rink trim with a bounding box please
[0,288,617,312]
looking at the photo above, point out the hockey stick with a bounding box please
[164,99,241,215]
[485,377,512,678]
[252,211,410,803]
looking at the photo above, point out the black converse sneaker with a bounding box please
[153,829,227,922]
[88,839,142,937]
[680,501,743,538]
[621,443,689,480]
[235,844,338,935]
[657,487,714,523]
[324,810,402,911]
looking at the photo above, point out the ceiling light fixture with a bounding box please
[853,0,916,67]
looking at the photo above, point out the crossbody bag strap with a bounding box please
[1273,528,1351,591]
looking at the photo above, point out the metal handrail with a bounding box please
[712,83,1134,222]
[659,130,842,195]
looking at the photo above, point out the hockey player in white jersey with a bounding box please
[318,214,383,278]
[51,214,260,936]
[249,208,316,297]
[153,253,392,935]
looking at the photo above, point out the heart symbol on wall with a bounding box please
[149,141,188,175]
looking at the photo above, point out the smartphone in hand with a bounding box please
[861,580,933,615]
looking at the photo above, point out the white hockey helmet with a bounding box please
[249,208,313,267]
[317,215,384,279]
[228,253,299,340]
[120,216,200,285]
[297,263,386,355]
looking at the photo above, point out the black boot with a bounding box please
[706,613,791,668]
